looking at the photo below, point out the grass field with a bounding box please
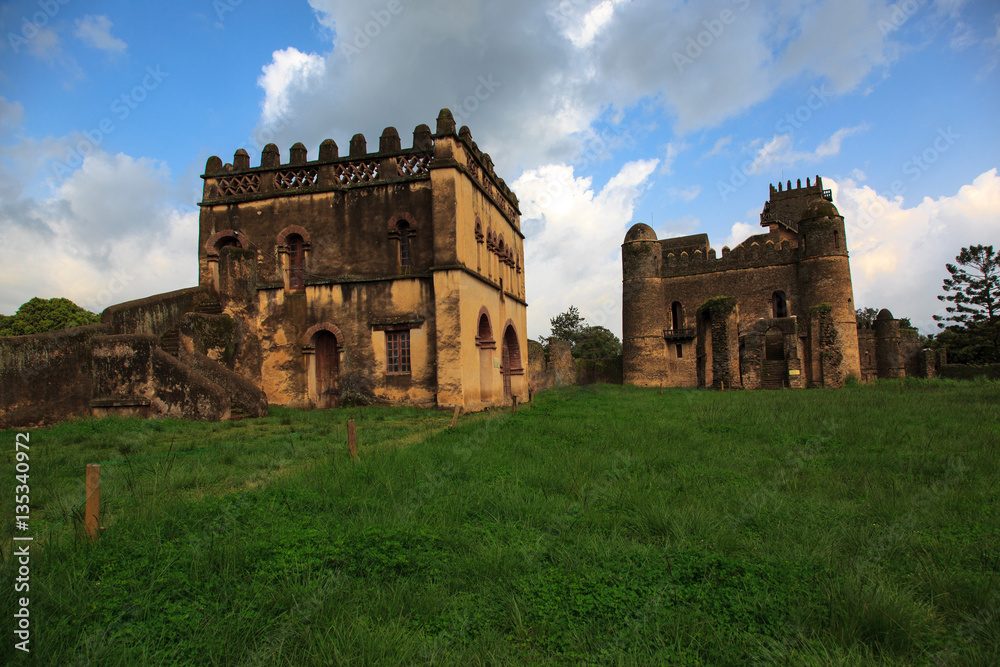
[1,380,998,665]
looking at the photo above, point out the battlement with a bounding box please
[660,237,800,277]
[759,175,833,233]
[200,109,519,222]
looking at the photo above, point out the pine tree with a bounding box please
[933,245,999,363]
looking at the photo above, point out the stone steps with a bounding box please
[761,360,787,390]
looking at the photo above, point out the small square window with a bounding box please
[386,331,411,374]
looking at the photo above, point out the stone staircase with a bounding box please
[159,327,180,358]
[761,360,788,390]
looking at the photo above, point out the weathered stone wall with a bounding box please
[180,349,268,417]
[575,357,623,385]
[0,324,109,427]
[149,349,230,421]
[103,287,209,336]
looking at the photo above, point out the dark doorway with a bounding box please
[287,233,305,290]
[764,327,785,361]
[315,331,339,407]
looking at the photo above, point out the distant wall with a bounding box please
[939,363,1000,381]
[575,357,623,385]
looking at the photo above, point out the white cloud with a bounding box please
[725,221,756,249]
[831,169,1000,333]
[668,185,701,201]
[515,158,659,338]
[74,15,127,54]
[746,124,869,174]
[0,137,197,315]
[703,135,732,159]
[249,0,902,176]
[661,141,687,175]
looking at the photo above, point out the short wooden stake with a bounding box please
[512,395,518,414]
[85,464,100,541]
[347,419,358,460]
[659,383,663,395]
[529,390,534,405]
[450,405,460,428]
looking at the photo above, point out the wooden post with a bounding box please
[529,390,534,405]
[450,405,460,428]
[347,419,358,460]
[512,395,518,414]
[659,383,663,395]
[85,464,100,541]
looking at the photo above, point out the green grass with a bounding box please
[2,380,999,665]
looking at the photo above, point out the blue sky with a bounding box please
[1,0,998,339]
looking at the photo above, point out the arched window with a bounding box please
[287,233,305,290]
[671,301,683,331]
[772,291,788,318]
[397,221,411,268]
[215,236,240,252]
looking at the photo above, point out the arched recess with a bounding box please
[205,229,249,257]
[277,226,312,291]
[302,323,344,408]
[772,291,788,318]
[476,307,496,403]
[671,301,684,331]
[388,213,417,272]
[500,321,523,401]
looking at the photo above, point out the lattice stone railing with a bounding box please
[218,173,261,196]
[332,160,380,184]
[274,168,318,190]
[396,153,431,176]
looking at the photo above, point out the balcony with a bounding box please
[663,328,696,341]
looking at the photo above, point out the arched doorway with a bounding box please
[765,327,785,361]
[314,331,340,408]
[287,233,306,290]
[772,291,788,318]
[477,310,495,403]
[500,325,522,401]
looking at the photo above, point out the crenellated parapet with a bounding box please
[660,238,799,277]
[760,175,833,233]
[200,109,521,226]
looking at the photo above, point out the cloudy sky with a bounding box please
[1,0,998,338]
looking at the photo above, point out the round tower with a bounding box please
[796,199,861,380]
[622,223,665,386]
[874,308,904,379]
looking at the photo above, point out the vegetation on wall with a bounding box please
[0,297,100,337]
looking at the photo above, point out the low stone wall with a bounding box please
[150,349,230,421]
[103,286,207,336]
[182,349,268,417]
[575,357,623,385]
[0,324,110,427]
[939,363,1000,381]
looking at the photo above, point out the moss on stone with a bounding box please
[697,296,736,315]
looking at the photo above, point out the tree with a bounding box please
[546,306,586,348]
[932,245,1000,363]
[0,297,101,337]
[544,306,622,359]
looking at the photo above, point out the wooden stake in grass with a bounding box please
[512,395,518,414]
[450,405,460,428]
[347,419,358,460]
[85,464,100,541]
[529,390,534,405]
[659,383,663,395]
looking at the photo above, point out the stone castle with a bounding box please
[621,176,926,389]
[0,119,935,427]
[0,110,528,426]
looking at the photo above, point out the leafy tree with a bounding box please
[548,306,586,347]
[932,245,1000,363]
[0,297,101,337]
[544,306,622,359]
[574,326,622,359]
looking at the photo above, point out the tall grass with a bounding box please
[1,380,998,665]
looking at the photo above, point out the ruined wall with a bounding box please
[103,287,209,336]
[0,324,109,428]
